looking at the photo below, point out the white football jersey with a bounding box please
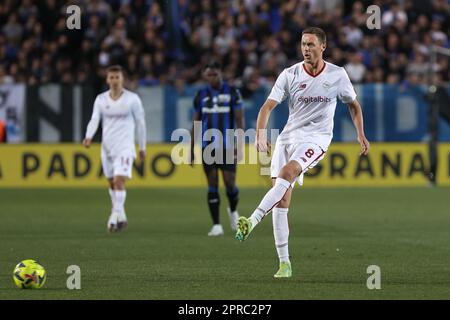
[85,89,146,158]
[268,61,357,150]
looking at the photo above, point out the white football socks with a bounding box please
[114,190,127,221]
[249,177,291,227]
[273,207,290,263]
[108,188,115,212]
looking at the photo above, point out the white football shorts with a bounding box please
[270,142,326,187]
[101,151,134,179]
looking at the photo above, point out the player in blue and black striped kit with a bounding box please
[190,61,245,236]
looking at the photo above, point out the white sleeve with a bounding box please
[267,69,288,103]
[132,95,147,151]
[85,96,101,139]
[338,68,357,104]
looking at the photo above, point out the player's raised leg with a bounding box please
[235,160,300,242]
[272,184,293,278]
[222,169,239,231]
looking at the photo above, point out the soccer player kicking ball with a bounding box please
[235,27,370,278]
[83,65,147,233]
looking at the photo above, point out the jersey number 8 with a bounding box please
[305,149,315,158]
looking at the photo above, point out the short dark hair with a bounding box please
[204,61,222,71]
[302,27,326,44]
[106,64,124,74]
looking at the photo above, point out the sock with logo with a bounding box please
[207,186,220,225]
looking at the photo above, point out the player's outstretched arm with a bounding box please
[83,97,101,148]
[189,111,201,166]
[233,88,245,162]
[347,99,370,156]
[234,108,245,162]
[255,99,278,153]
[257,68,286,153]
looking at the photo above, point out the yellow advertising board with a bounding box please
[0,143,449,187]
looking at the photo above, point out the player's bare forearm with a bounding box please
[256,100,276,131]
[189,125,195,165]
[347,100,364,135]
[235,109,244,131]
[189,111,201,165]
[190,112,201,147]
[255,99,278,152]
[234,109,245,161]
[347,99,370,155]
[190,125,196,160]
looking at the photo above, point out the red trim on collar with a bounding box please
[302,62,326,78]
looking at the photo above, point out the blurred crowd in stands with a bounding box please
[0,0,448,96]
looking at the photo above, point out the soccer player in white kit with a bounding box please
[235,27,370,278]
[83,65,147,233]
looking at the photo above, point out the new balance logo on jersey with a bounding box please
[299,83,307,90]
[298,96,332,103]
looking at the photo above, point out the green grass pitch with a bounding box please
[0,187,449,299]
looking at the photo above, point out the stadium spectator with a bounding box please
[2,13,23,44]
[345,52,366,83]
[0,0,448,88]
[382,2,408,29]
[0,64,13,84]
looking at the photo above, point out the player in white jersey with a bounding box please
[83,65,147,233]
[235,27,370,278]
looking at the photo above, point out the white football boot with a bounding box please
[208,224,224,236]
[107,212,119,233]
[116,211,128,232]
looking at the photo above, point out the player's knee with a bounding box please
[114,183,124,190]
[206,174,218,186]
[279,162,301,182]
[114,178,125,190]
[278,170,293,182]
[223,173,236,186]
[208,179,219,187]
[224,180,235,190]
